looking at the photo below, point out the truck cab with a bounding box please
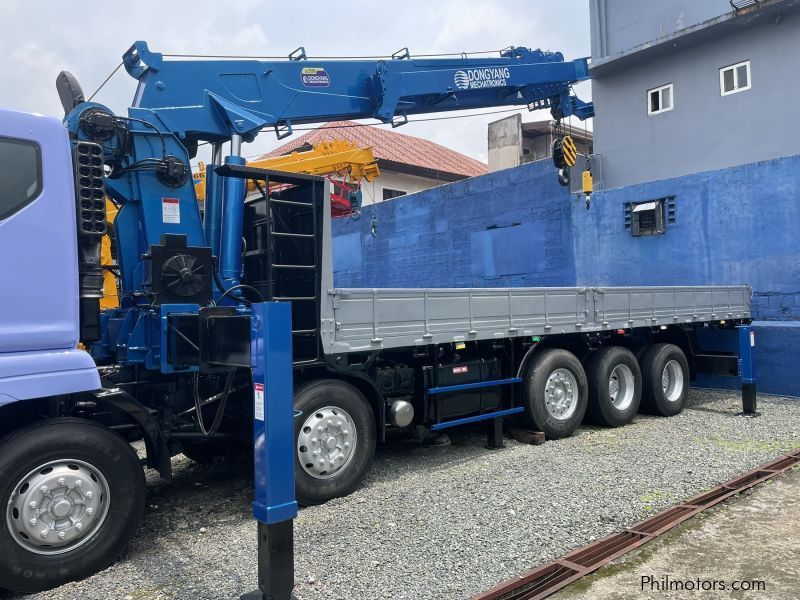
[0,108,100,415]
[0,109,140,594]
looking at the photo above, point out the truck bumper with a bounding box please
[0,348,100,404]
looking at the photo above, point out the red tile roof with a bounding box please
[261,121,487,179]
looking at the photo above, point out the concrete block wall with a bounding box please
[331,154,800,396]
[332,159,576,289]
[571,154,800,322]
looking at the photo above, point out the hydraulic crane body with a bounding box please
[0,40,754,598]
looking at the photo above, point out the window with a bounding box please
[0,136,42,221]
[624,197,676,237]
[720,60,751,96]
[647,84,673,115]
[382,187,406,201]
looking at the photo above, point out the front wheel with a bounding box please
[294,380,376,506]
[0,419,145,593]
[521,348,588,439]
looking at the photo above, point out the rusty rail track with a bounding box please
[473,449,800,600]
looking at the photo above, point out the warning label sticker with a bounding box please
[254,383,265,421]
[452,366,468,374]
[162,197,181,224]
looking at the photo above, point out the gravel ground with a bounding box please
[7,389,800,600]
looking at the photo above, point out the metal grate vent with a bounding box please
[730,0,761,12]
[74,141,107,236]
[624,196,675,237]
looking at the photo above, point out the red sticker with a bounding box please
[452,366,468,374]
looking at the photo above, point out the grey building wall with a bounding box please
[591,0,731,59]
[488,114,522,172]
[591,5,800,190]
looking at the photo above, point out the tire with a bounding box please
[521,349,588,439]
[640,343,690,416]
[0,418,145,593]
[586,347,642,427]
[294,380,376,506]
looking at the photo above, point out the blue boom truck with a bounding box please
[0,41,754,594]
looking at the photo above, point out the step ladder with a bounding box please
[233,167,325,366]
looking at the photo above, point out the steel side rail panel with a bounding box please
[251,302,297,525]
[323,285,752,354]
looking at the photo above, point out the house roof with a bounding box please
[261,121,487,180]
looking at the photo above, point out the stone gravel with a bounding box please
[8,389,800,600]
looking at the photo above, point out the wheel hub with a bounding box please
[662,359,684,402]
[545,368,578,421]
[608,363,635,411]
[6,459,109,555]
[298,406,357,479]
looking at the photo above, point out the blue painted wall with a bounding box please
[332,160,576,289]
[331,154,800,396]
[572,154,800,321]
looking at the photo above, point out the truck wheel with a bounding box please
[0,418,145,593]
[521,349,588,439]
[640,344,690,416]
[586,346,642,427]
[294,380,376,506]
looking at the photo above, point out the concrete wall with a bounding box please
[488,114,522,172]
[590,0,731,59]
[569,152,800,396]
[332,159,575,289]
[331,153,800,396]
[360,170,449,207]
[591,9,800,190]
[572,154,800,321]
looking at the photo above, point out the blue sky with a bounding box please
[0,0,591,164]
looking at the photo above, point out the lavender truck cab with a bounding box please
[0,109,140,595]
[0,108,100,405]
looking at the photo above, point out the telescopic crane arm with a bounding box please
[123,41,593,147]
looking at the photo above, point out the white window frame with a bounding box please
[719,60,751,96]
[647,83,674,116]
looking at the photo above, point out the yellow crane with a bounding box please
[194,139,380,202]
[101,140,380,309]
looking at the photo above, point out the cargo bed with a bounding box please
[320,285,751,354]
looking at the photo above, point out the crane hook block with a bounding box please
[582,169,593,194]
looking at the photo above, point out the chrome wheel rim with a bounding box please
[609,364,636,411]
[6,459,110,555]
[298,406,357,479]
[544,368,579,421]
[662,360,684,402]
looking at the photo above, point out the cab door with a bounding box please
[0,109,80,353]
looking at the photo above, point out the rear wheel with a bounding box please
[294,380,376,506]
[586,346,642,427]
[640,343,690,416]
[0,419,145,593]
[521,349,588,439]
